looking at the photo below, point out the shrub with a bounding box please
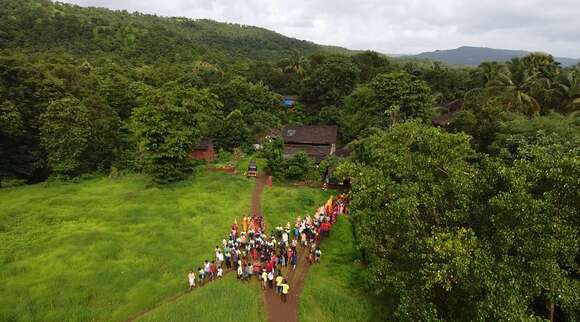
[1,178,26,188]
[282,152,314,180]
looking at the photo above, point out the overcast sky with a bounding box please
[60,0,580,58]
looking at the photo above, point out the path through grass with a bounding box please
[138,274,266,322]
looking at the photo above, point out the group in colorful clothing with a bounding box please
[187,194,349,303]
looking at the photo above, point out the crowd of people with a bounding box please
[187,194,349,303]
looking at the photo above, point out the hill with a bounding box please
[0,0,354,63]
[416,46,580,67]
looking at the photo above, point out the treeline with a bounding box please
[334,56,580,320]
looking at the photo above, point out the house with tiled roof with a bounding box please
[281,125,337,163]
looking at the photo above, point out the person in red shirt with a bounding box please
[253,260,262,278]
[251,247,258,260]
[209,261,216,281]
[266,260,274,273]
[286,248,293,265]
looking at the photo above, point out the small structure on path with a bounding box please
[281,125,337,163]
[189,138,215,162]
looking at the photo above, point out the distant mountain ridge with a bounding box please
[416,46,580,67]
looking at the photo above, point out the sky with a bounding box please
[60,0,580,58]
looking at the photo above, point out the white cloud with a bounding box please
[60,0,580,57]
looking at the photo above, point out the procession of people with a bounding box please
[187,193,349,303]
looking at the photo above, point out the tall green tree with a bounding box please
[131,88,221,183]
[336,121,580,321]
[369,72,435,124]
[0,100,23,137]
[556,70,580,114]
[217,109,251,150]
[39,97,91,176]
[301,55,360,108]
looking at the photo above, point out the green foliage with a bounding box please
[40,97,91,176]
[337,121,580,321]
[301,55,360,108]
[0,100,23,136]
[339,85,381,141]
[339,72,435,141]
[369,72,435,124]
[0,178,27,188]
[300,217,389,322]
[216,109,251,151]
[281,152,314,180]
[131,88,221,183]
[351,50,395,83]
[261,138,284,175]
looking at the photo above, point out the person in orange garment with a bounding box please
[242,216,248,233]
[325,196,334,214]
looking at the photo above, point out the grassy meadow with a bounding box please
[138,274,266,322]
[136,182,332,321]
[261,183,332,229]
[0,171,253,321]
[299,216,388,322]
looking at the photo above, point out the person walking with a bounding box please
[187,270,196,291]
[281,279,289,302]
[198,267,205,286]
[204,260,211,281]
[237,263,243,279]
[275,274,284,294]
[216,250,224,268]
[261,269,268,290]
[291,252,298,270]
[267,270,274,289]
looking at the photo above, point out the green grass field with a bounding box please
[135,182,331,321]
[0,171,254,321]
[261,183,332,229]
[138,274,266,322]
[299,216,387,322]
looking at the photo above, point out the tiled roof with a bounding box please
[281,125,338,144]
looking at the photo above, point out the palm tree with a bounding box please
[555,70,580,113]
[475,61,508,86]
[283,51,306,76]
[485,58,543,116]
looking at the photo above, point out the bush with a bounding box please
[1,178,27,188]
[215,149,232,165]
[282,152,314,180]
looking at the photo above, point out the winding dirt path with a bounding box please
[252,174,311,322]
[129,173,312,322]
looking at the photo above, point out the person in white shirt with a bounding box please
[237,265,243,279]
[216,250,224,267]
[217,266,223,278]
[187,270,196,291]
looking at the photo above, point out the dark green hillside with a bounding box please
[0,0,352,62]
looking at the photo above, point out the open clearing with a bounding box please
[0,171,252,321]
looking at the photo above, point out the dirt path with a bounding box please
[251,174,266,217]
[262,246,311,322]
[253,174,311,322]
[129,173,312,322]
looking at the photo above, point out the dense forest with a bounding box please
[0,0,579,321]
